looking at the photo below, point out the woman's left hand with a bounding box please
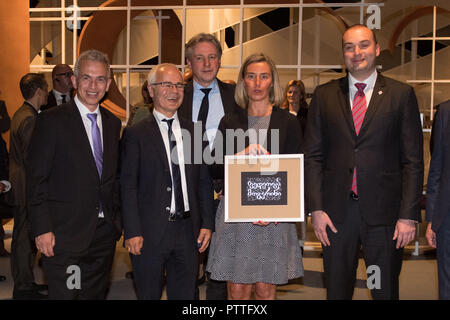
[252,220,271,227]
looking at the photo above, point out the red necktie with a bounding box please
[351,83,367,194]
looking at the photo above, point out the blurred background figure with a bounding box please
[281,80,309,254]
[40,64,74,111]
[0,89,12,265]
[281,80,309,134]
[10,73,49,299]
[126,80,153,127]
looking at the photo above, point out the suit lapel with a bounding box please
[182,82,194,121]
[338,76,357,137]
[358,73,386,137]
[217,79,235,114]
[147,114,171,173]
[66,101,100,180]
[100,107,114,182]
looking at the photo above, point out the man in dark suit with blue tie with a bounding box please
[426,99,450,299]
[120,63,214,300]
[305,25,424,299]
[27,50,122,299]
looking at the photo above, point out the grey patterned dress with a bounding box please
[206,114,304,285]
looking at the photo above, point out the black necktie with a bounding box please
[162,118,185,214]
[197,88,212,124]
[61,95,66,104]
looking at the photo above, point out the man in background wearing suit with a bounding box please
[305,24,423,299]
[0,95,11,258]
[27,50,122,299]
[10,73,49,299]
[121,63,214,300]
[178,32,239,300]
[425,99,450,299]
[40,64,74,111]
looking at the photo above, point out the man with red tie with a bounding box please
[304,24,423,299]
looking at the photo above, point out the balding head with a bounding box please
[148,64,184,118]
[52,64,73,93]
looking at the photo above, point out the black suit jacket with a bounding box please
[40,91,57,112]
[0,100,10,179]
[9,102,38,208]
[120,113,214,247]
[426,100,450,232]
[178,79,239,124]
[211,106,303,179]
[27,100,122,252]
[304,73,424,226]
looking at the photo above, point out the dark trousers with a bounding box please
[131,218,198,300]
[42,218,116,300]
[322,198,403,300]
[436,213,450,300]
[10,206,37,291]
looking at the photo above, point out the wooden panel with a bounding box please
[0,2,30,146]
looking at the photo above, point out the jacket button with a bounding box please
[355,148,359,152]
[167,187,171,192]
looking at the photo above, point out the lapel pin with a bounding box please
[378,90,383,95]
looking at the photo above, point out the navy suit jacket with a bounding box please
[426,100,450,232]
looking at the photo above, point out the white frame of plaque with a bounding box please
[224,154,304,223]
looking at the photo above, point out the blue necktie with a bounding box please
[162,118,185,214]
[87,113,103,177]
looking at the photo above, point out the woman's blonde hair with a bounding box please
[234,53,283,109]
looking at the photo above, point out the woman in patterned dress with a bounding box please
[206,53,304,300]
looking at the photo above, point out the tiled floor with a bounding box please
[0,217,439,300]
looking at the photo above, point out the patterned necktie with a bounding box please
[197,88,212,124]
[162,118,185,214]
[351,83,367,194]
[87,113,103,177]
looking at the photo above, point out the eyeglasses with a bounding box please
[56,72,73,77]
[151,82,185,90]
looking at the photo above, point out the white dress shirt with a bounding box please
[53,89,71,106]
[153,109,190,214]
[348,69,378,109]
[192,79,225,148]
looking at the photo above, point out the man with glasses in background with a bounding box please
[41,64,74,111]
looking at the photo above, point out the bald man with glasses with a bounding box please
[120,63,214,300]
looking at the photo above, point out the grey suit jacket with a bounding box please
[9,102,38,207]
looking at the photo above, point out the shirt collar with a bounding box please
[193,78,218,92]
[348,69,378,91]
[152,108,178,124]
[74,95,100,117]
[52,89,70,97]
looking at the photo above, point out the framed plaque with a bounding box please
[224,154,304,222]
